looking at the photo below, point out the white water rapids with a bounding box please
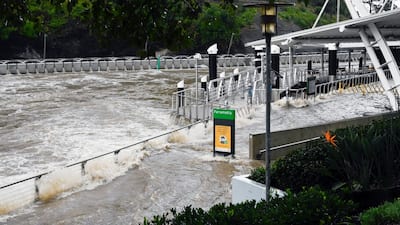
[0,69,391,224]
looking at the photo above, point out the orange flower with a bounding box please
[324,131,337,147]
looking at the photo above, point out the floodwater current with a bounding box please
[0,69,392,224]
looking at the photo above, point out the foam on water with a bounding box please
[37,166,83,202]
[0,70,188,219]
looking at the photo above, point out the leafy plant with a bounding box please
[142,187,357,225]
[247,167,265,184]
[269,140,334,192]
[360,198,400,225]
[326,118,400,191]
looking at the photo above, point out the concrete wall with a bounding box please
[249,112,398,160]
[231,175,286,204]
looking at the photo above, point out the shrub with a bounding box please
[247,166,265,184]
[142,187,357,225]
[266,140,334,192]
[360,198,400,225]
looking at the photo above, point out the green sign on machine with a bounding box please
[213,108,235,157]
[213,109,235,121]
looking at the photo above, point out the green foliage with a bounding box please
[26,0,70,34]
[327,118,400,191]
[142,187,357,225]
[20,20,36,38]
[269,140,334,192]
[360,198,400,225]
[0,0,29,39]
[248,166,265,184]
[70,0,92,20]
[279,4,336,29]
[193,3,255,52]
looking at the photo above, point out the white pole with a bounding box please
[196,58,198,121]
[43,33,47,60]
[194,53,202,121]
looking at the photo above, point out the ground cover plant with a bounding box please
[360,198,400,225]
[142,187,356,225]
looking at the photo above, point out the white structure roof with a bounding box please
[245,9,400,49]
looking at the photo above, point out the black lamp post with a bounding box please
[261,3,276,204]
[245,1,292,203]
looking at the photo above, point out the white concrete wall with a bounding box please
[231,175,285,204]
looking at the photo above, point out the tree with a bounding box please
[0,0,29,39]
[192,3,256,53]
[83,0,201,54]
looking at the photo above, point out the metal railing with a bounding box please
[279,51,367,65]
[252,70,393,104]
[171,67,263,121]
[0,54,255,75]
[0,120,207,215]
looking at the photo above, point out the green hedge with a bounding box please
[270,140,334,192]
[143,187,357,225]
[360,199,400,225]
[249,140,334,192]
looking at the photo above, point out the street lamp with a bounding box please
[261,3,276,205]
[245,1,292,203]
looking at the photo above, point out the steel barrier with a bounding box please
[0,120,207,216]
[0,52,366,75]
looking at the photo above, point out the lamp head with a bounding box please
[260,4,277,35]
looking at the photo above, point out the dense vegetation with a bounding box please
[142,187,357,225]
[1,0,347,57]
[0,0,254,54]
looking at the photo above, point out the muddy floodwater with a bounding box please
[0,69,390,224]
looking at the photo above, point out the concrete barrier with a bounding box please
[173,59,181,69]
[73,61,81,72]
[165,59,174,69]
[181,59,189,69]
[63,61,73,72]
[188,59,196,68]
[98,60,108,71]
[133,60,142,70]
[249,112,398,160]
[125,59,133,70]
[37,62,46,73]
[55,61,64,72]
[7,62,18,74]
[81,60,91,72]
[0,63,7,75]
[116,59,125,71]
[149,59,157,69]
[90,60,99,72]
[17,63,27,74]
[142,60,151,70]
[0,55,254,75]
[158,59,166,69]
[217,59,224,68]
[45,61,55,73]
[108,60,116,71]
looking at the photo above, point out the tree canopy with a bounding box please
[1,0,341,55]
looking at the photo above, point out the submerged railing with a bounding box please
[0,54,254,75]
[171,67,263,121]
[0,120,207,216]
[253,70,394,104]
